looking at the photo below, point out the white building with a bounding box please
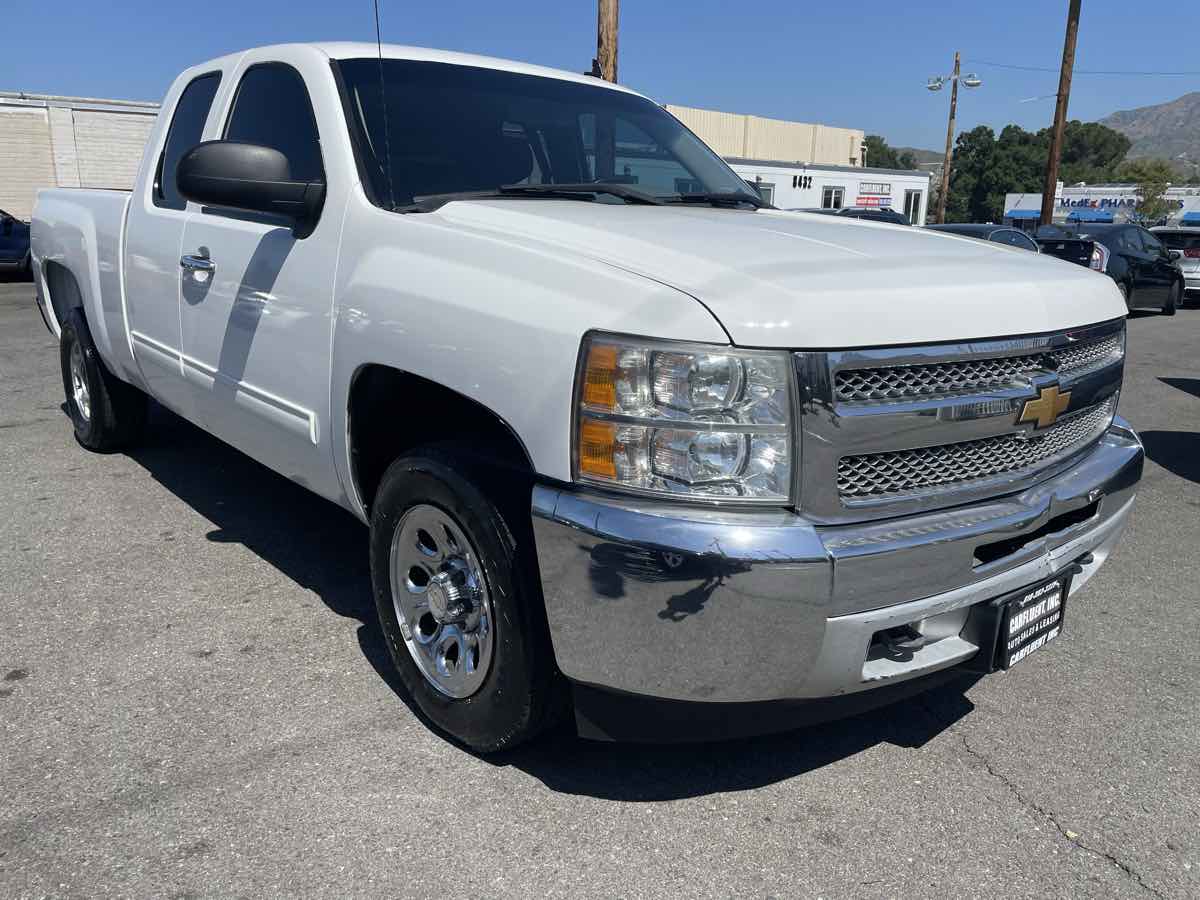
[0,91,159,220]
[727,159,931,225]
[1004,184,1200,229]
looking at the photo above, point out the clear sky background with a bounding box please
[4,1,1198,150]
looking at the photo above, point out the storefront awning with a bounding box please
[1066,208,1114,223]
[1005,209,1041,220]
[1181,212,1200,224]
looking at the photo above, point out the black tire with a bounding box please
[60,309,148,452]
[1163,279,1181,315]
[368,449,561,752]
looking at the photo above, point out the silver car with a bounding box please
[1152,226,1200,299]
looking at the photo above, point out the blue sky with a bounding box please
[5,1,1198,149]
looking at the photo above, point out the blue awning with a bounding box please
[1182,212,1200,224]
[1005,209,1041,220]
[1066,208,1114,223]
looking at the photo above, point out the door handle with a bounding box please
[180,253,215,278]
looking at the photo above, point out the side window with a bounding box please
[991,230,1036,250]
[1119,231,1140,253]
[155,72,221,210]
[1141,230,1164,255]
[224,64,323,183]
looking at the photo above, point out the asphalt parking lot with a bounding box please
[1,278,1198,899]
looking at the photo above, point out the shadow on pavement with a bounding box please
[122,403,979,800]
[1159,377,1200,401]
[1138,430,1200,485]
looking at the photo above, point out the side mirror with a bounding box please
[177,141,325,237]
[1169,249,1183,261]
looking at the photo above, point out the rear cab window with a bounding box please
[1156,232,1200,251]
[155,73,222,210]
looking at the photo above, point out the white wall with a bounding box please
[668,105,864,168]
[0,108,57,219]
[729,161,931,225]
[0,96,158,219]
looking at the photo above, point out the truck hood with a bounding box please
[435,201,1126,348]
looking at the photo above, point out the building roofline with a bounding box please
[724,156,933,178]
[0,90,160,113]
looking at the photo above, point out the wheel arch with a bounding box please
[346,363,538,518]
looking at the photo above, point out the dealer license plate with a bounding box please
[997,577,1068,669]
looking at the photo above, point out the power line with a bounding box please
[970,59,1200,77]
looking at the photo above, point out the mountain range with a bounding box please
[1100,92,1200,174]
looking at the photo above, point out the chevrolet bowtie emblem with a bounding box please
[1018,385,1071,429]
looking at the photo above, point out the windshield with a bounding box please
[335,58,758,209]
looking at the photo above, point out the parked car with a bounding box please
[793,207,912,225]
[1150,226,1200,301]
[0,208,31,276]
[926,223,1040,252]
[30,43,1142,751]
[1037,223,1184,315]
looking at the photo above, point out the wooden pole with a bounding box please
[595,0,619,83]
[1041,0,1082,227]
[935,52,960,224]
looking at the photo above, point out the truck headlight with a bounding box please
[574,333,795,502]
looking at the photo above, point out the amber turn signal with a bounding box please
[578,418,618,479]
[581,343,618,411]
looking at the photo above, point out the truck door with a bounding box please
[124,71,222,417]
[177,60,340,497]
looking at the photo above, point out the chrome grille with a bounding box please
[834,333,1122,402]
[837,398,1115,500]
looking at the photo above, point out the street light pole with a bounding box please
[1040,0,1082,228]
[935,52,961,224]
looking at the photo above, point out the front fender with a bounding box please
[327,199,730,518]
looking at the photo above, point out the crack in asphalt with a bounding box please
[960,734,1166,899]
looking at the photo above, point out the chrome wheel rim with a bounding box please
[388,504,494,699]
[69,341,90,421]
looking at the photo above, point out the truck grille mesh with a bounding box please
[834,333,1122,402]
[837,398,1115,499]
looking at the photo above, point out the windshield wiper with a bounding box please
[398,183,665,213]
[667,191,767,209]
[497,183,664,205]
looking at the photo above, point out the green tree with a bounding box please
[863,134,918,170]
[943,121,1134,223]
[1116,158,1176,223]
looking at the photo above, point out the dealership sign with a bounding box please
[856,182,893,207]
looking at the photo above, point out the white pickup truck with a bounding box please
[31,43,1143,751]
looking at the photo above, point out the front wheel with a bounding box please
[369,450,561,752]
[1163,280,1181,316]
[60,309,147,451]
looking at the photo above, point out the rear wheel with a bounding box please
[1163,279,1181,315]
[368,449,561,752]
[60,309,147,451]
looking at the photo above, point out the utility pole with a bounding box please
[935,52,960,224]
[1041,0,1082,227]
[594,0,619,82]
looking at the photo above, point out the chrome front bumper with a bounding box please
[531,418,1143,706]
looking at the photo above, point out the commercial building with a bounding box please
[668,105,929,224]
[728,160,930,224]
[1004,184,1200,229]
[666,105,865,168]
[0,91,159,220]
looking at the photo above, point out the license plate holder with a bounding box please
[994,575,1070,669]
[964,570,1076,674]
